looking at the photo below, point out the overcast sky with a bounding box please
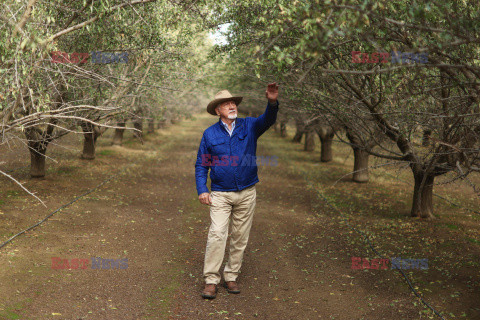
[208,23,230,45]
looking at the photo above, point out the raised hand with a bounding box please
[265,82,279,103]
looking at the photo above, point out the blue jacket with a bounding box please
[195,101,279,195]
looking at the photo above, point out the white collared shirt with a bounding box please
[221,119,236,137]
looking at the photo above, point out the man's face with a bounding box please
[215,100,237,120]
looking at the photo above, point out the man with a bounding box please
[195,83,279,299]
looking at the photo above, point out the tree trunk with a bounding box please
[422,129,432,147]
[345,129,376,182]
[24,123,57,178]
[29,147,47,178]
[280,121,287,137]
[304,128,315,151]
[317,127,334,162]
[133,120,143,140]
[112,122,125,146]
[82,131,96,160]
[292,120,305,143]
[411,172,435,219]
[81,122,98,160]
[147,119,155,133]
[352,148,369,183]
[319,137,332,161]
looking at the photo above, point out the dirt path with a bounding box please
[0,114,434,319]
[164,115,424,320]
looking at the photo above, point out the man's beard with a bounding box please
[227,113,237,120]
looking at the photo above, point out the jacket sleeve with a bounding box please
[253,100,279,138]
[195,133,210,195]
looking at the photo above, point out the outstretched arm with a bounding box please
[253,82,280,138]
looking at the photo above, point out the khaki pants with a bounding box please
[203,185,257,284]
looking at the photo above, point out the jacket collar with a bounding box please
[217,117,244,138]
[220,118,236,130]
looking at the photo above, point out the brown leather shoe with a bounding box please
[223,281,240,294]
[201,283,218,299]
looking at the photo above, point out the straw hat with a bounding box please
[206,90,243,115]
